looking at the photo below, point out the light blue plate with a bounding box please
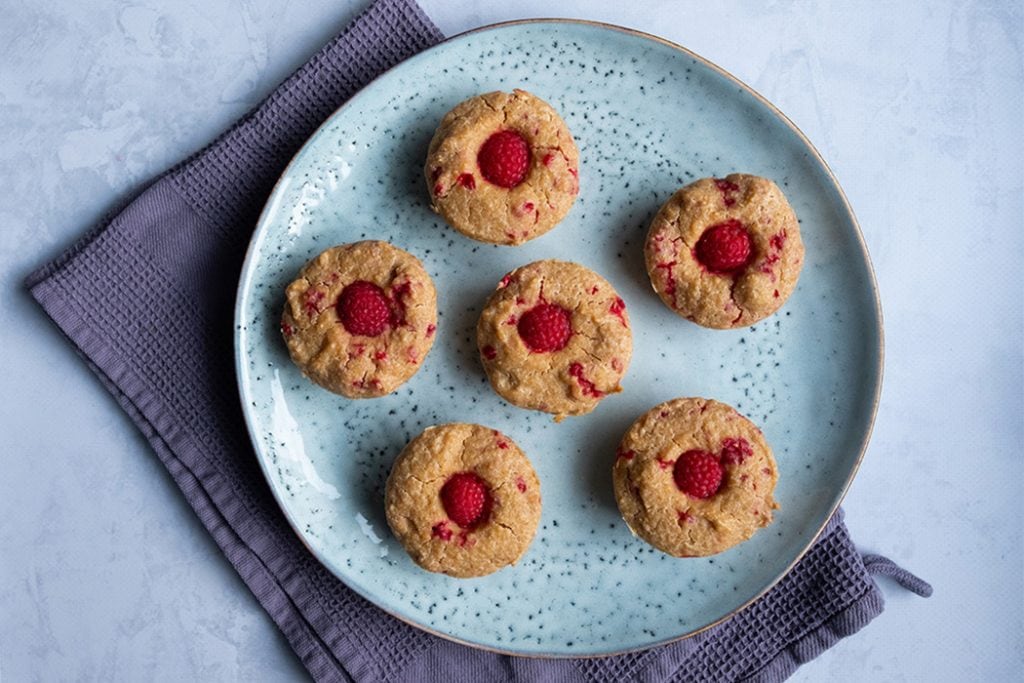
[235,20,881,656]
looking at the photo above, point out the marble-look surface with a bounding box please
[0,0,1020,680]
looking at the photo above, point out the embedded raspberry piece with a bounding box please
[568,362,604,398]
[655,260,678,297]
[337,281,390,336]
[673,450,724,499]
[440,472,492,529]
[513,201,535,217]
[714,178,740,206]
[609,297,628,327]
[431,520,453,541]
[517,303,572,352]
[457,173,476,190]
[695,219,753,274]
[478,130,531,188]
[388,280,412,326]
[720,437,753,465]
[481,345,497,360]
[303,289,326,316]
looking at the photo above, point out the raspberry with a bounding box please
[337,281,390,336]
[714,178,740,206]
[478,130,530,188]
[609,297,628,327]
[568,362,604,398]
[720,437,753,465]
[694,219,753,274]
[431,521,452,541]
[440,472,491,529]
[517,303,572,352]
[673,450,724,499]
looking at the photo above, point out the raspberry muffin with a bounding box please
[644,174,804,328]
[385,423,542,578]
[612,397,779,557]
[477,260,632,420]
[280,241,437,398]
[425,89,580,246]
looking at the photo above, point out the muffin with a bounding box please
[385,423,542,578]
[280,241,437,398]
[425,89,580,245]
[613,397,779,557]
[477,260,632,420]
[644,174,803,328]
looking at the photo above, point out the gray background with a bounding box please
[1,0,1020,680]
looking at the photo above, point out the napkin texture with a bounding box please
[27,1,928,681]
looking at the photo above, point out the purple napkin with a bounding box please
[27,0,930,680]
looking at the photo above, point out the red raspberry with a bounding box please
[720,437,753,465]
[478,130,531,188]
[440,472,491,529]
[517,303,572,352]
[695,219,753,274]
[569,362,604,398]
[673,450,724,499]
[714,178,740,206]
[337,280,390,336]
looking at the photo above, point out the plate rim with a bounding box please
[233,17,884,658]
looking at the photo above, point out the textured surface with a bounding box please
[644,175,803,329]
[235,17,879,655]
[477,260,632,418]
[425,89,580,244]
[0,0,1019,681]
[281,241,438,397]
[384,423,542,578]
[613,397,779,557]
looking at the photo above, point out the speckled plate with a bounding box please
[234,20,881,657]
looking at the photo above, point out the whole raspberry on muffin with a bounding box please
[612,397,779,557]
[644,174,804,328]
[280,241,437,398]
[425,89,580,246]
[476,260,632,420]
[385,423,542,578]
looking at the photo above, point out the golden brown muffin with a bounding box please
[385,423,542,578]
[281,241,437,398]
[613,397,779,557]
[644,174,804,328]
[425,89,579,245]
[476,260,632,420]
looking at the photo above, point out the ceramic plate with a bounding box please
[235,20,881,656]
